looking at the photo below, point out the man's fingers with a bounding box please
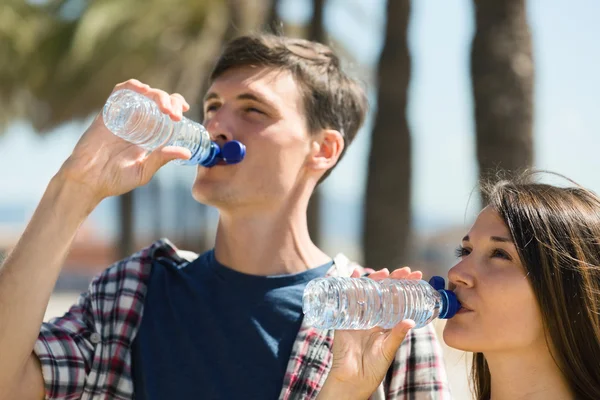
[145,90,176,118]
[171,93,190,111]
[111,80,187,121]
[113,79,150,94]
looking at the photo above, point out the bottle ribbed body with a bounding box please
[102,89,212,165]
[302,277,443,329]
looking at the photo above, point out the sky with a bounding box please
[285,0,600,228]
[0,0,599,244]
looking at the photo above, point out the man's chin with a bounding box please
[192,189,217,206]
[192,182,231,207]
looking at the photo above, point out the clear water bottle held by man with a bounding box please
[302,276,461,330]
[102,89,246,167]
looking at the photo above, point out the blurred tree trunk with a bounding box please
[363,0,411,270]
[150,178,162,240]
[306,0,326,247]
[263,0,281,33]
[471,0,534,203]
[118,191,135,259]
[309,0,325,41]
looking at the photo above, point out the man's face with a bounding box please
[192,66,314,212]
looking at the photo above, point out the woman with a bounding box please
[319,172,600,400]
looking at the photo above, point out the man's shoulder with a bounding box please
[89,238,197,295]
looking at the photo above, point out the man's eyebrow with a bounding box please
[203,92,219,102]
[237,92,275,108]
[203,92,275,109]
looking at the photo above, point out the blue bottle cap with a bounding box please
[429,276,461,319]
[221,141,246,164]
[429,276,446,291]
[199,142,221,167]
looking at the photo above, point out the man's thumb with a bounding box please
[143,146,192,178]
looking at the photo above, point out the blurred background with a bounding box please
[1,0,599,398]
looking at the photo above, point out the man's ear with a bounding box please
[308,129,345,172]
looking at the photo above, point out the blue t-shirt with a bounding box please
[131,249,332,399]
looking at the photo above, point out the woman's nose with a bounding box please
[448,259,474,289]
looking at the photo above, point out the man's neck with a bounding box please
[485,345,574,400]
[212,199,331,276]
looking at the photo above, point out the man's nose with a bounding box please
[204,111,233,145]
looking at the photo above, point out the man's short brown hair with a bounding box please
[210,33,368,182]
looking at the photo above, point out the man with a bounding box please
[0,34,450,399]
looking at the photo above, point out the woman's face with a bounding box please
[444,206,545,353]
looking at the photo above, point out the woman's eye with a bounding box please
[455,246,471,258]
[205,104,219,113]
[491,249,512,261]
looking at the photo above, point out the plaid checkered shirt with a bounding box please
[35,239,452,399]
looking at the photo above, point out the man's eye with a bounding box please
[245,107,264,114]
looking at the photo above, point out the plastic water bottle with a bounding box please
[302,276,460,330]
[102,89,245,167]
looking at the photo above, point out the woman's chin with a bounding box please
[442,320,478,352]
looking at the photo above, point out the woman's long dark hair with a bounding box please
[472,171,600,400]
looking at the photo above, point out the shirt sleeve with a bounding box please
[33,289,98,400]
[385,323,452,399]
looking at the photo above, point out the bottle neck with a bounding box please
[437,289,460,319]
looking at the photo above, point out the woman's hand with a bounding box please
[318,267,423,400]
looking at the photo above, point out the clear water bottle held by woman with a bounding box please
[302,276,461,330]
[102,89,246,167]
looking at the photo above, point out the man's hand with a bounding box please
[317,267,422,400]
[0,79,193,398]
[59,79,192,205]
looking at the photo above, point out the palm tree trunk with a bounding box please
[471,0,534,200]
[263,0,281,33]
[309,0,325,41]
[150,178,162,240]
[363,0,411,270]
[306,0,326,248]
[118,191,135,259]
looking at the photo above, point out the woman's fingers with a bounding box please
[407,271,422,280]
[382,319,415,361]
[368,268,390,281]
